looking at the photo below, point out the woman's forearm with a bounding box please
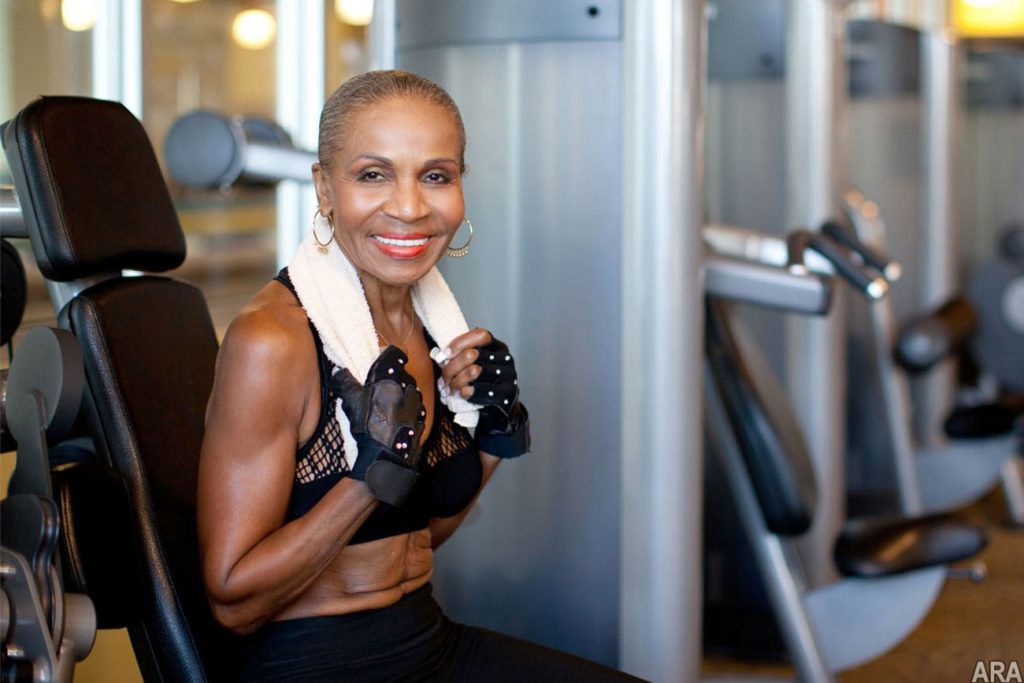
[205,479,378,634]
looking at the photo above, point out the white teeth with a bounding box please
[373,235,430,247]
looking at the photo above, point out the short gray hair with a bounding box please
[318,70,466,172]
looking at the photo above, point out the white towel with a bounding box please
[288,213,480,468]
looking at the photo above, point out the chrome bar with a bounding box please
[1,186,27,238]
[703,222,836,275]
[918,29,963,447]
[704,256,833,316]
[785,0,848,589]
[619,1,705,680]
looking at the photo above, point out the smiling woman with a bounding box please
[196,70,641,682]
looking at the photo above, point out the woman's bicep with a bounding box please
[197,316,309,593]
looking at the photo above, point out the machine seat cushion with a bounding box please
[943,403,1020,440]
[834,513,987,578]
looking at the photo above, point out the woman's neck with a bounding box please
[360,273,417,346]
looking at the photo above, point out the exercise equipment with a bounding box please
[845,192,1024,522]
[0,322,97,682]
[702,246,988,680]
[164,110,312,188]
[3,95,236,681]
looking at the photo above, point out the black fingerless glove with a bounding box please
[468,337,531,458]
[332,345,426,506]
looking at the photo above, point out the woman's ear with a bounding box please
[311,163,333,214]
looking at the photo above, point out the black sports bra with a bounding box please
[275,269,482,544]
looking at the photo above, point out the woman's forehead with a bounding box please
[337,97,461,162]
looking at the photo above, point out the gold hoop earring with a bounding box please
[312,209,335,255]
[445,218,473,258]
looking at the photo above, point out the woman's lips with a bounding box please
[370,234,432,259]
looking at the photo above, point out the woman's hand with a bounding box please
[437,329,531,458]
[333,345,427,506]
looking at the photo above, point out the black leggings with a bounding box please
[240,584,645,682]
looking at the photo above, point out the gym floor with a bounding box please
[702,488,1024,683]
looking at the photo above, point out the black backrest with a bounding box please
[2,96,237,681]
[704,298,817,536]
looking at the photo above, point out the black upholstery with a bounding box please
[704,298,817,535]
[835,513,987,578]
[1,239,27,345]
[2,97,237,681]
[944,403,1019,440]
[895,296,978,374]
[52,461,140,629]
[2,96,185,281]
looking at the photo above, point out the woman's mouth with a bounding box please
[370,234,432,259]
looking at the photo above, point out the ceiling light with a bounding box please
[231,9,277,50]
[61,0,98,32]
[335,0,374,27]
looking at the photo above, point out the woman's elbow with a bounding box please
[203,572,267,635]
[207,595,267,635]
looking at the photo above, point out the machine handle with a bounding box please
[821,220,902,283]
[808,232,889,300]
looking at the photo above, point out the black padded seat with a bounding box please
[2,96,238,681]
[944,403,1020,440]
[834,513,987,579]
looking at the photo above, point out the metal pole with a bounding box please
[93,0,143,117]
[785,0,847,588]
[1,186,26,238]
[275,0,324,267]
[918,29,962,447]
[369,0,397,71]
[620,1,705,681]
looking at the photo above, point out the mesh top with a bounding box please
[275,268,482,543]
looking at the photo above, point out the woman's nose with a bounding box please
[384,178,429,223]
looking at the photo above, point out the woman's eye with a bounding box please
[423,171,451,184]
[357,169,385,182]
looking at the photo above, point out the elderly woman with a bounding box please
[197,70,641,682]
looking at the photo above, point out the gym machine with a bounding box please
[2,95,236,682]
[1,199,97,679]
[841,192,1024,522]
[701,222,988,683]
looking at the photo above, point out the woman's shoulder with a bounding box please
[220,281,313,366]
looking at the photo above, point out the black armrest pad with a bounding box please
[53,461,142,629]
[895,296,978,373]
[835,512,987,578]
[944,403,1020,440]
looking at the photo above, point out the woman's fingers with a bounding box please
[438,328,492,397]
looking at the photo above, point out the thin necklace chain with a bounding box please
[376,314,416,349]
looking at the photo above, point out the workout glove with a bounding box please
[468,337,531,458]
[332,345,426,506]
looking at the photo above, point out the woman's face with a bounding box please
[313,96,465,288]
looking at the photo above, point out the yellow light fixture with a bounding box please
[335,0,374,27]
[61,0,98,32]
[954,0,1024,36]
[231,9,277,50]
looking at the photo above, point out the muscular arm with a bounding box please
[197,307,378,634]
